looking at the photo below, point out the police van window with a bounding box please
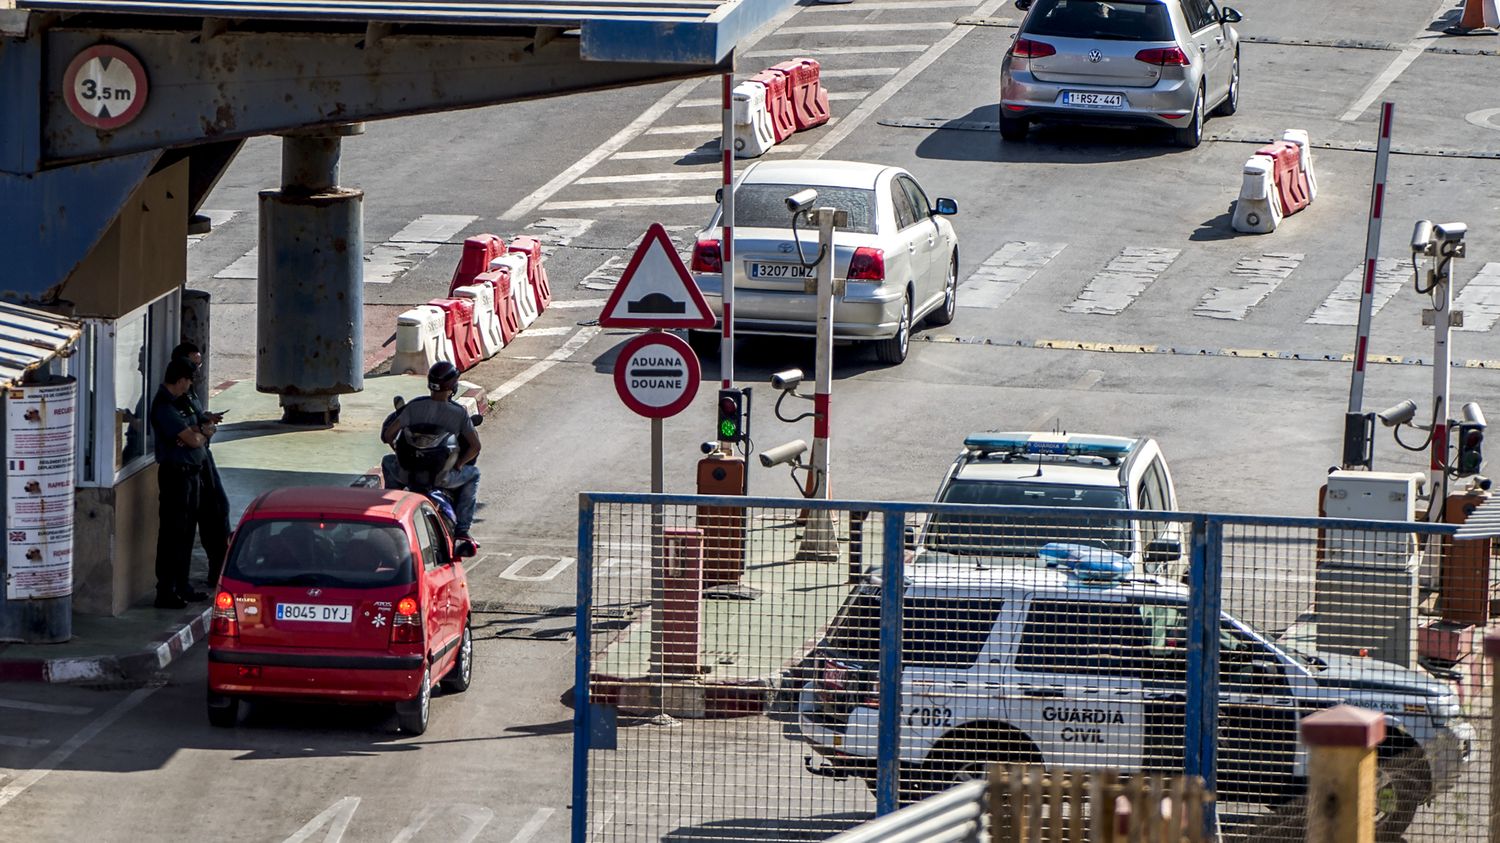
[929,480,1132,556]
[1015,600,1149,677]
[1139,460,1167,542]
[822,589,1004,668]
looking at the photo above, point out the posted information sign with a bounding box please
[6,379,77,600]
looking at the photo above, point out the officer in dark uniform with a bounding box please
[171,342,232,587]
[150,358,215,609]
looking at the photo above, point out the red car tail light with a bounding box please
[392,595,422,644]
[211,591,238,638]
[847,247,885,282]
[1135,46,1191,66]
[690,239,723,274]
[1010,38,1057,59]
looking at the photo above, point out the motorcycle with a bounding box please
[385,395,483,553]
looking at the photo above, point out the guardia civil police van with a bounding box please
[923,432,1189,581]
[795,547,1472,839]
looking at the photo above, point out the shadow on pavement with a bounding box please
[662,812,871,842]
[1190,205,1240,241]
[913,105,1175,164]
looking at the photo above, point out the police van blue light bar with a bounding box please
[963,432,1135,459]
[1038,543,1133,583]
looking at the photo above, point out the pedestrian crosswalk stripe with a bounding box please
[818,67,901,78]
[807,0,977,9]
[215,247,258,280]
[1304,258,1406,325]
[523,218,595,257]
[364,214,478,284]
[647,123,722,135]
[612,143,806,161]
[0,698,92,715]
[0,735,49,749]
[540,196,715,212]
[1064,247,1181,315]
[575,172,722,186]
[776,22,953,34]
[1196,252,1305,321]
[1455,262,1500,332]
[677,91,864,108]
[742,44,929,58]
[960,241,1066,309]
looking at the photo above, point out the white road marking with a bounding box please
[215,247,259,280]
[1339,0,1450,121]
[1064,247,1181,315]
[806,0,1008,158]
[1305,259,1406,325]
[0,697,93,715]
[392,804,493,843]
[806,0,976,8]
[743,44,929,58]
[0,735,49,749]
[1196,252,1305,320]
[508,326,573,337]
[1455,262,1500,332]
[1467,108,1500,132]
[498,555,576,582]
[548,298,608,309]
[959,241,1066,309]
[575,172,722,185]
[186,209,239,247]
[677,91,864,108]
[775,21,953,34]
[540,196,715,211]
[818,67,900,78]
[282,797,361,843]
[364,214,477,284]
[646,123,720,135]
[501,79,702,220]
[0,684,159,810]
[508,808,557,843]
[582,256,630,292]
[611,147,717,161]
[488,326,600,403]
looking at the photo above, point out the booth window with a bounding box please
[76,291,181,487]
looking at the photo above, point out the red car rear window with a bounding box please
[225,519,415,589]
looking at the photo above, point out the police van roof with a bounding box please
[887,557,1186,599]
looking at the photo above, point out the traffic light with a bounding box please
[1457,423,1485,475]
[717,389,746,443]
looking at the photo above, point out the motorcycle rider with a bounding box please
[381,361,482,540]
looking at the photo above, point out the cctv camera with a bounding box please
[759,439,808,469]
[1411,220,1434,255]
[785,189,819,215]
[770,368,804,392]
[1461,402,1487,430]
[1435,222,1468,243]
[1377,399,1418,428]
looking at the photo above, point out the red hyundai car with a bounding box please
[207,487,475,735]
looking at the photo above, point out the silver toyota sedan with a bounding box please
[688,160,959,366]
[999,0,1242,147]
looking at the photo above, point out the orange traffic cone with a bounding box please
[1446,0,1498,34]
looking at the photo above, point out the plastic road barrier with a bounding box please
[1281,129,1318,202]
[507,236,552,313]
[1231,155,1284,234]
[391,304,453,375]
[475,269,522,344]
[732,80,776,159]
[489,253,538,329]
[750,70,796,143]
[453,283,504,358]
[1257,140,1310,217]
[450,233,506,295]
[774,58,831,131]
[428,297,483,372]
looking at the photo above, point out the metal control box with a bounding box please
[1323,470,1422,521]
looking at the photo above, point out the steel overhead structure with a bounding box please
[0,0,793,300]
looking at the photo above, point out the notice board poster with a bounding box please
[5,378,77,600]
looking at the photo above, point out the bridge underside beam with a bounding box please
[30,21,726,167]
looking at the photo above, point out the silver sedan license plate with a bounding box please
[1064,92,1124,108]
[750,261,814,280]
[276,602,353,623]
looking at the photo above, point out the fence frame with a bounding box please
[571,491,1463,843]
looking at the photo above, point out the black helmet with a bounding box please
[427,361,460,392]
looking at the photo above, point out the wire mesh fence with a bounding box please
[575,494,1491,843]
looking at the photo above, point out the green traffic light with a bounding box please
[720,419,738,438]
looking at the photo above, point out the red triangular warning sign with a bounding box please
[599,223,716,329]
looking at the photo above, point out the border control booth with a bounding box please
[0,0,789,636]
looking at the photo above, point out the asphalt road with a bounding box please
[7,0,1500,839]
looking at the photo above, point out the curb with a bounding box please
[0,607,212,684]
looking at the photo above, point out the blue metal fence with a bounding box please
[573,492,1477,842]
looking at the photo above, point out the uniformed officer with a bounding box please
[150,358,215,609]
[171,342,232,587]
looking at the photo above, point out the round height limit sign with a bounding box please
[64,44,149,130]
[615,332,700,419]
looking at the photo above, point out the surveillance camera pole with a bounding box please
[1425,228,1463,521]
[800,206,840,560]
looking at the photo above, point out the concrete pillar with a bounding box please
[256,124,365,425]
[1299,704,1385,843]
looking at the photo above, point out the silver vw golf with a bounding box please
[999,0,1242,147]
[688,160,959,366]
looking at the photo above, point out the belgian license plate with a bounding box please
[1064,92,1124,108]
[276,603,352,623]
[749,261,814,280]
